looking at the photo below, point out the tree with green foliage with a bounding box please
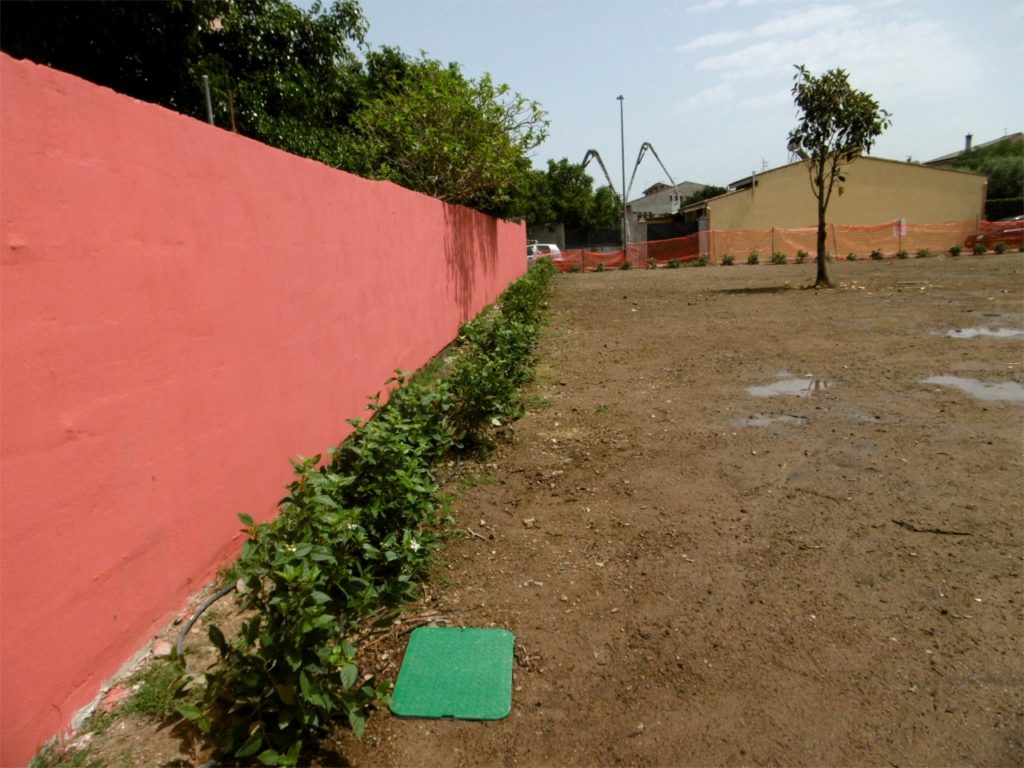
[948,137,1024,219]
[1,1,368,169]
[516,158,621,230]
[682,184,727,207]
[788,65,891,287]
[343,55,547,217]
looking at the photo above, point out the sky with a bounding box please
[308,0,1024,199]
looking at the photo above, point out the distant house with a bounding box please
[681,156,986,235]
[923,132,1023,169]
[627,181,708,219]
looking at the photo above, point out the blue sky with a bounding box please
[307,0,1024,196]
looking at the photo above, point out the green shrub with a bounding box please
[847,252,858,262]
[746,251,759,265]
[619,259,632,270]
[770,252,786,265]
[796,250,809,263]
[948,244,962,257]
[595,262,605,272]
[896,249,909,259]
[994,241,1008,254]
[569,263,582,273]
[695,255,709,267]
[185,262,556,765]
[972,242,987,255]
[870,249,884,260]
[646,257,658,269]
[917,248,932,258]
[721,254,734,266]
[667,259,681,269]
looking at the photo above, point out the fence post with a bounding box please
[831,224,839,260]
[771,226,775,256]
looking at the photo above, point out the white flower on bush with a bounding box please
[347,523,358,531]
[408,539,421,553]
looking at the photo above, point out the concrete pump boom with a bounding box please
[580,149,619,196]
[625,142,678,202]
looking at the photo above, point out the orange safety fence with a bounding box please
[558,220,996,271]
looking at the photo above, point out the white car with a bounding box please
[526,243,562,267]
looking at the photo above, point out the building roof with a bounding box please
[924,132,1022,167]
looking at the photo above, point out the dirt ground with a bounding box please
[78,254,1023,767]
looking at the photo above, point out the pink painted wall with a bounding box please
[0,53,525,765]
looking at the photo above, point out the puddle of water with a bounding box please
[946,327,1023,339]
[747,376,831,398]
[734,414,808,427]
[922,376,1024,403]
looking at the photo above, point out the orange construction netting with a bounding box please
[557,220,995,271]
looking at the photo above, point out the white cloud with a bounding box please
[752,4,859,37]
[677,30,746,51]
[686,0,732,13]
[679,83,738,109]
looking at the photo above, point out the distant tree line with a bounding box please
[948,138,1024,220]
[0,0,548,219]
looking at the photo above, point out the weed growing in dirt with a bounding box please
[796,250,809,263]
[695,255,709,267]
[896,249,909,259]
[747,251,760,265]
[177,260,557,765]
[619,260,632,270]
[972,242,986,255]
[847,252,858,261]
[29,744,103,768]
[569,263,582,273]
[523,394,553,411]
[771,252,787,265]
[667,259,682,269]
[870,249,884,260]
[994,241,1008,254]
[595,262,606,272]
[647,257,657,269]
[721,254,735,266]
[948,244,962,257]
[917,248,933,258]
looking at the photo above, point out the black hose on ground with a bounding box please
[175,581,237,660]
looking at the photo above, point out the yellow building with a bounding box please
[687,156,987,233]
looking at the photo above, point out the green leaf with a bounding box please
[238,512,255,527]
[257,748,283,766]
[340,663,358,690]
[176,704,202,720]
[235,731,265,758]
[208,624,227,654]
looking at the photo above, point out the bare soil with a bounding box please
[79,255,1024,767]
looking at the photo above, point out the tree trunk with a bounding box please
[815,199,833,288]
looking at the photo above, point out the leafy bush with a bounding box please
[595,262,605,272]
[569,263,582,273]
[870,249,884,260]
[695,255,709,267]
[721,254,734,266]
[646,257,658,269]
[770,252,787,265]
[746,251,760,265]
[184,260,556,765]
[995,241,1008,254]
[896,249,909,259]
[972,242,987,255]
[796,250,809,263]
[667,259,681,269]
[948,244,962,257]
[847,252,858,261]
[917,248,932,258]
[619,259,632,270]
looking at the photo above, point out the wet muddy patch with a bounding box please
[921,375,1024,403]
[747,374,832,398]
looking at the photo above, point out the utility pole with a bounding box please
[617,95,627,251]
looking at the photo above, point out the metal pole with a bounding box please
[617,95,627,254]
[202,75,214,126]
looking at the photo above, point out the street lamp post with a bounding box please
[617,95,627,252]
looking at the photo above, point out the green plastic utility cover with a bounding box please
[390,626,514,720]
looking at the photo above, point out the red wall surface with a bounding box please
[0,53,524,765]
